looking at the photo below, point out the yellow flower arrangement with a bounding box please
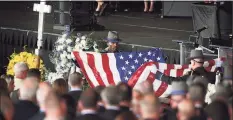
[7,51,45,80]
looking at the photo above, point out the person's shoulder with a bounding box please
[76,114,106,120]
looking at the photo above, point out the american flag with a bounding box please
[73,49,225,97]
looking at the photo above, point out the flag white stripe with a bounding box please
[107,53,122,84]
[158,63,167,70]
[79,52,99,86]
[174,64,182,69]
[170,69,177,77]
[93,53,109,86]
[153,80,162,92]
[160,85,172,98]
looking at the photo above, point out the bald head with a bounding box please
[177,99,195,120]
[19,77,39,101]
[140,94,161,118]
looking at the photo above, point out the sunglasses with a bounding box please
[189,59,204,64]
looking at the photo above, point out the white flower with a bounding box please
[76,37,80,42]
[81,36,86,40]
[81,39,86,45]
[57,45,64,51]
[67,47,72,52]
[60,54,66,59]
[63,58,68,63]
[63,51,68,56]
[66,39,72,44]
[67,54,72,60]
[67,63,72,67]
[62,34,68,39]
[56,46,61,51]
[58,38,65,44]
[71,53,75,59]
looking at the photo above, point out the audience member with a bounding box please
[170,81,187,110]
[29,82,52,120]
[134,80,154,95]
[205,100,230,120]
[61,94,76,120]
[117,82,132,112]
[140,94,161,120]
[177,99,196,120]
[132,89,143,101]
[210,84,233,103]
[222,65,232,87]
[13,62,29,90]
[44,91,66,120]
[163,81,188,120]
[4,75,14,94]
[94,86,106,113]
[228,97,233,120]
[11,62,28,103]
[76,88,104,120]
[52,78,68,96]
[1,74,7,79]
[13,77,39,120]
[115,111,138,120]
[187,82,208,120]
[0,93,14,120]
[68,72,83,102]
[131,97,142,119]
[26,68,41,82]
[100,86,121,120]
[0,78,8,96]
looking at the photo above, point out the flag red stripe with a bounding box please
[128,62,152,87]
[73,52,94,88]
[155,82,168,97]
[164,70,170,76]
[87,53,106,86]
[176,69,184,77]
[146,72,156,83]
[129,62,167,97]
[167,63,174,70]
[101,54,115,85]
[205,59,215,72]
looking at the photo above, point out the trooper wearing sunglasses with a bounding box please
[156,49,216,84]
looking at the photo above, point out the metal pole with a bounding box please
[179,42,185,65]
[59,1,65,25]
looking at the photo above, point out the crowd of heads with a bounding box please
[0,62,232,120]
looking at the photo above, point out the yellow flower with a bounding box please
[7,51,46,81]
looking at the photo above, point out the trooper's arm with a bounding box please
[155,71,190,84]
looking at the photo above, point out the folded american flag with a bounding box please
[73,49,225,97]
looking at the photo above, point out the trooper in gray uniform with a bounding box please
[103,31,121,53]
[156,49,216,84]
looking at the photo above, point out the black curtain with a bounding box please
[0,29,56,74]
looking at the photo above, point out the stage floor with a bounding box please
[0,9,193,49]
